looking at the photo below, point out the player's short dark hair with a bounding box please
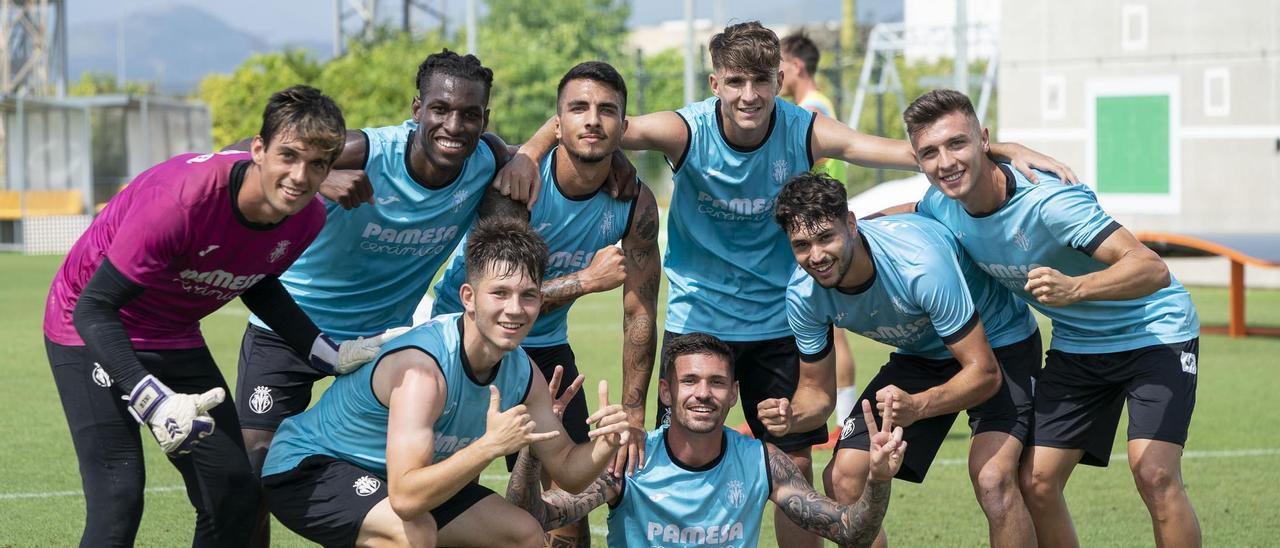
[557,61,628,117]
[464,217,548,286]
[773,172,850,236]
[258,85,346,161]
[709,21,780,79]
[781,30,820,77]
[903,89,979,139]
[415,48,494,102]
[660,333,734,382]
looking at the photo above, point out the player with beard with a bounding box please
[261,218,632,547]
[506,332,907,548]
[893,89,1200,548]
[430,61,660,545]
[759,173,1043,547]
[43,86,393,547]
[498,21,1071,548]
[778,29,859,437]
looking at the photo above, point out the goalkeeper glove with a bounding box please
[308,327,411,375]
[125,375,224,455]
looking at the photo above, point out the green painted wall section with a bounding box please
[1096,95,1170,194]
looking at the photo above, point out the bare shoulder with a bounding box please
[371,347,445,405]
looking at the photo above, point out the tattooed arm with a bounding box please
[766,443,891,548]
[506,447,621,531]
[612,185,661,476]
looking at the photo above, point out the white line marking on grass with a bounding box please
[2,475,511,501]
[9,450,1277,501]
[0,485,186,501]
[930,447,1280,466]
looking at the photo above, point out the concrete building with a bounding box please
[997,0,1280,286]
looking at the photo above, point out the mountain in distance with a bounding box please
[68,4,330,95]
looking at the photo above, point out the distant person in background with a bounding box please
[780,30,858,436]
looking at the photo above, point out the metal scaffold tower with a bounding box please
[333,0,449,57]
[847,20,999,130]
[1,0,66,97]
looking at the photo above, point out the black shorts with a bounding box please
[1034,338,1198,467]
[505,343,590,470]
[235,324,326,431]
[263,455,496,547]
[836,330,1043,483]
[655,331,828,452]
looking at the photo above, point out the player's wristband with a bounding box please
[125,374,173,423]
[308,334,341,376]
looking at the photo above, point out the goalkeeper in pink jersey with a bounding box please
[42,86,400,547]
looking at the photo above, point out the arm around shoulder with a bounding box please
[621,111,689,162]
[809,114,918,171]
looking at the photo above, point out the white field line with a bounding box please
[929,447,1280,466]
[4,448,1278,502]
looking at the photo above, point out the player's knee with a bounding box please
[241,429,275,476]
[1132,460,1180,501]
[242,428,275,455]
[403,520,438,548]
[828,461,866,504]
[85,478,144,534]
[784,449,814,479]
[84,466,145,517]
[376,511,437,548]
[973,464,1019,513]
[1019,467,1059,505]
[496,512,545,548]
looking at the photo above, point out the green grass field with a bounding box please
[3,252,1279,546]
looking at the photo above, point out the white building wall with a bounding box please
[998,0,1280,287]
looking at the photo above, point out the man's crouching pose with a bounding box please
[261,217,632,547]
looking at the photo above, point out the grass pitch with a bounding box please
[2,253,1278,546]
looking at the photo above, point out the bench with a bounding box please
[1139,231,1280,338]
[0,190,84,220]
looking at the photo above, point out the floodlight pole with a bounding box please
[954,0,968,93]
[466,0,476,56]
[683,0,695,107]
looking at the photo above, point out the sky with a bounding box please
[68,0,900,48]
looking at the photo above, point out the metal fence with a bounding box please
[0,94,210,252]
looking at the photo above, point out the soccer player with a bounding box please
[232,51,507,476]
[430,60,661,545]
[759,172,1042,547]
[261,217,632,547]
[507,332,907,548]
[43,86,395,546]
[896,89,1201,547]
[779,29,858,432]
[498,21,1069,548]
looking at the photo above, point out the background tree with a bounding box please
[198,50,323,148]
[315,32,452,130]
[477,0,629,142]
